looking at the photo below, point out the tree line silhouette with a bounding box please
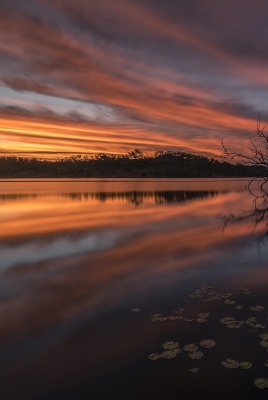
[0,149,265,178]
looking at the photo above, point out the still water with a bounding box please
[0,178,268,399]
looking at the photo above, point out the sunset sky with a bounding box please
[1,0,268,159]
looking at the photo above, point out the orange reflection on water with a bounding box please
[0,179,268,397]
[0,184,246,242]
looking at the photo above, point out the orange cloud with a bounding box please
[0,0,267,158]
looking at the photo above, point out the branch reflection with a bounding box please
[224,177,268,242]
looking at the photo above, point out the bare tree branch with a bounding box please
[222,117,268,243]
[222,116,268,171]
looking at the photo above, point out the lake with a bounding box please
[0,178,268,399]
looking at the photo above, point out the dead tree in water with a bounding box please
[222,116,268,172]
[222,116,268,242]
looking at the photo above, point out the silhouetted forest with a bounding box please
[0,149,266,178]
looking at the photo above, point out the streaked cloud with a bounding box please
[0,0,268,157]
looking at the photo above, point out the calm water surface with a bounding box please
[0,178,268,399]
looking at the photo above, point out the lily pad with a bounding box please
[253,324,266,329]
[196,318,207,323]
[151,315,162,322]
[221,359,240,369]
[189,367,199,373]
[162,341,179,350]
[161,349,181,359]
[131,307,141,312]
[246,317,257,323]
[250,305,265,312]
[199,339,216,348]
[221,293,233,299]
[235,305,243,310]
[188,351,204,360]
[197,313,210,318]
[240,287,251,295]
[260,333,268,341]
[239,361,252,369]
[254,377,268,389]
[166,315,175,321]
[260,340,268,348]
[204,295,221,302]
[183,344,198,352]
[224,300,236,305]
[149,353,162,361]
[220,317,235,324]
[225,321,244,329]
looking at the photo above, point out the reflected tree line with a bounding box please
[80,190,220,205]
[0,190,220,206]
[0,149,264,178]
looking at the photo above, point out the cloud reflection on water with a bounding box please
[1,181,268,399]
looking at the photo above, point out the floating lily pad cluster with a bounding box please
[189,285,256,304]
[189,284,266,330]
[190,285,234,302]
[150,309,210,324]
[146,284,268,390]
[183,342,204,360]
[149,340,181,361]
[219,316,265,330]
[221,359,252,369]
[149,338,216,366]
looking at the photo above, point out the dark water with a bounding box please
[0,178,268,399]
